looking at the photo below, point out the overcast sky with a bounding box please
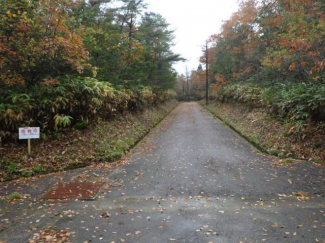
[145,0,239,75]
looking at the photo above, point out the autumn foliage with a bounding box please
[206,0,325,83]
[192,0,325,122]
[0,0,89,87]
[0,0,180,142]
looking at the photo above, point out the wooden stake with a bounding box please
[28,139,31,155]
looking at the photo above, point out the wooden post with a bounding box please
[28,139,31,155]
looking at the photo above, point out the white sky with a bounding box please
[146,0,239,75]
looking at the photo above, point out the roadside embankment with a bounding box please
[202,101,324,164]
[0,100,178,181]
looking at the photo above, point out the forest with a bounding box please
[1,0,325,171]
[0,0,181,143]
[186,0,325,121]
[0,2,324,241]
[181,0,325,161]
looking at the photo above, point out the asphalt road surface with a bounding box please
[0,102,324,243]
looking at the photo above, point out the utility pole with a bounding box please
[205,41,209,106]
[182,75,185,95]
[186,66,190,102]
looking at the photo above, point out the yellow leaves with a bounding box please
[4,109,15,119]
[262,56,283,70]
[3,109,24,125]
[91,66,98,78]
[6,10,17,18]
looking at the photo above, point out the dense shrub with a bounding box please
[217,82,325,122]
[0,76,175,142]
[218,83,262,106]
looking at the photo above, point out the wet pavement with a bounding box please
[0,102,324,243]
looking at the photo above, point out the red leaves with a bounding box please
[289,63,296,71]
[201,0,325,83]
[41,78,59,87]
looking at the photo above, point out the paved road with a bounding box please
[0,102,324,243]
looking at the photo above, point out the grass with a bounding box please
[309,157,325,165]
[1,192,22,202]
[8,192,21,200]
[5,162,19,175]
[0,100,178,181]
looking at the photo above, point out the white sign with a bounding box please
[19,127,40,140]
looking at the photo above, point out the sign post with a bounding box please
[19,127,40,155]
[28,138,31,154]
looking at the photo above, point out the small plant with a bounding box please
[277,152,285,159]
[309,157,324,165]
[21,170,33,178]
[127,138,135,147]
[8,192,21,200]
[75,121,88,130]
[221,120,227,126]
[248,134,257,141]
[33,165,44,174]
[5,163,19,175]
[282,158,294,164]
[271,151,279,156]
[54,114,73,129]
[55,132,66,141]
[135,123,143,132]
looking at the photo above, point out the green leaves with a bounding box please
[218,82,325,122]
[1,0,181,91]
[0,76,176,142]
[54,115,73,129]
[0,0,181,142]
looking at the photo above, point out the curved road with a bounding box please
[0,102,324,243]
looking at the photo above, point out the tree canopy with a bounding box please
[0,0,182,90]
[203,0,325,86]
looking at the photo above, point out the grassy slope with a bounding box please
[0,100,178,181]
[202,101,324,164]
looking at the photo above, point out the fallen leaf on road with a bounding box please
[293,192,311,201]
